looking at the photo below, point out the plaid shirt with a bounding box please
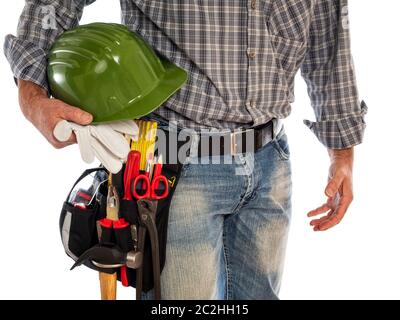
[4,0,367,149]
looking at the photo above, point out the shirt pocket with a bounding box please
[269,34,306,82]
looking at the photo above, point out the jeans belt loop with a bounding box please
[230,131,239,156]
[230,128,255,156]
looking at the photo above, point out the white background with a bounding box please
[0,0,399,300]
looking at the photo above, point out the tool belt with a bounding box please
[59,125,185,300]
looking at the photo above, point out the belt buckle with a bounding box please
[230,129,253,155]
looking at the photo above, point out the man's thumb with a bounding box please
[61,104,93,125]
[325,176,343,198]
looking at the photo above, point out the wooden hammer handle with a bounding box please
[100,272,117,300]
[99,183,120,300]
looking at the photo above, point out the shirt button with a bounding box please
[250,100,255,108]
[251,0,257,10]
[248,50,256,59]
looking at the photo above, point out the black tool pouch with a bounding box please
[62,163,183,292]
[60,125,187,296]
[118,163,183,292]
[59,168,108,260]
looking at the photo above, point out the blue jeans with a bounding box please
[143,128,292,300]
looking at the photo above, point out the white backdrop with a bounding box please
[0,0,399,300]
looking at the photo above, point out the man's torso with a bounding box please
[120,0,318,129]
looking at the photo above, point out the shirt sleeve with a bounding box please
[300,0,367,149]
[3,0,96,93]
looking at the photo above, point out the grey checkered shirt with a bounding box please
[4,0,367,149]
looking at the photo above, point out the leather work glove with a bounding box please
[53,120,138,173]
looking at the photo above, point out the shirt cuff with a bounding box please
[303,101,368,149]
[3,35,49,92]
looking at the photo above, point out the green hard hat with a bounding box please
[47,23,187,123]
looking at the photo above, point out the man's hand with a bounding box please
[18,80,93,149]
[307,147,354,231]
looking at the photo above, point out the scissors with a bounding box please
[132,155,169,200]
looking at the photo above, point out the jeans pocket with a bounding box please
[272,132,290,161]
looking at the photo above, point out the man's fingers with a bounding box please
[310,210,334,226]
[16,83,86,150]
[316,195,353,231]
[64,131,77,144]
[311,177,354,231]
[325,174,344,197]
[312,203,348,231]
[49,121,77,148]
[50,137,76,149]
[312,213,341,231]
[53,120,73,142]
[307,203,331,217]
[59,103,93,125]
[317,209,345,231]
[320,177,354,229]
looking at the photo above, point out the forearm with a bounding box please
[18,80,48,122]
[301,0,367,149]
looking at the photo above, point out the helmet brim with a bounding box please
[91,59,188,124]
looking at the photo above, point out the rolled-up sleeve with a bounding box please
[3,0,95,92]
[301,0,367,149]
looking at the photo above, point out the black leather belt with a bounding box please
[155,119,281,161]
[196,120,275,157]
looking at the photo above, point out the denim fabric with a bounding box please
[143,128,292,300]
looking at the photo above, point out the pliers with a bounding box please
[135,198,161,300]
